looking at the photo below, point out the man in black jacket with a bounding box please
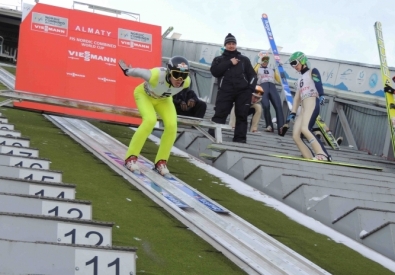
[173,88,207,118]
[209,33,257,143]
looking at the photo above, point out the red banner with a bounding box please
[15,3,162,124]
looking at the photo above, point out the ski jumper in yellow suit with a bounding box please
[125,67,191,163]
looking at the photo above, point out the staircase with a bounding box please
[0,111,137,275]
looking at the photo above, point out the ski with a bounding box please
[374,21,395,155]
[105,152,191,209]
[315,115,340,150]
[206,144,382,170]
[261,13,293,111]
[271,154,382,171]
[137,157,229,214]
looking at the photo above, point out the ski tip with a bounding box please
[262,13,268,18]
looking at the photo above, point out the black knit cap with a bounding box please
[224,33,237,46]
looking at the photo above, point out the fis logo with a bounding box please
[119,29,129,38]
[34,15,44,22]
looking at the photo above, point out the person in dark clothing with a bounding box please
[208,33,257,143]
[173,89,207,118]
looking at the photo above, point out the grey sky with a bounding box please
[3,0,395,66]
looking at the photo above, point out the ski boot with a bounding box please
[154,160,170,178]
[264,125,274,132]
[124,155,140,174]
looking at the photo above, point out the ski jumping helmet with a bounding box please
[289,51,308,66]
[167,56,190,81]
[253,85,264,97]
[261,55,270,62]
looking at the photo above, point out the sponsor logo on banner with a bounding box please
[369,73,378,88]
[68,50,116,66]
[339,68,353,81]
[356,70,365,86]
[323,68,334,82]
[69,37,117,50]
[74,26,112,37]
[66,72,85,78]
[118,28,152,51]
[98,77,116,83]
[31,12,68,36]
[262,19,273,40]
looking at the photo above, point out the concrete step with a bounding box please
[209,142,395,172]
[0,239,136,275]
[0,116,8,123]
[0,135,30,147]
[281,184,395,213]
[0,164,62,182]
[0,192,91,220]
[0,152,50,169]
[362,222,395,261]
[265,174,395,198]
[0,212,113,246]
[0,176,76,199]
[332,208,395,242]
[306,195,395,227]
[0,144,39,157]
[0,128,21,137]
[0,122,14,130]
[212,151,392,184]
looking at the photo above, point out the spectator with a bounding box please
[384,75,395,94]
[173,89,207,118]
[229,85,263,132]
[119,56,191,176]
[254,54,286,135]
[208,33,257,143]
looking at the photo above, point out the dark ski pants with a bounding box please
[260,82,284,135]
[209,88,251,142]
[175,100,207,118]
[302,98,330,157]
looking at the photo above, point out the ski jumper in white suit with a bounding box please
[254,62,285,135]
[291,67,330,160]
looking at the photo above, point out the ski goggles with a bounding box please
[290,60,300,67]
[170,70,189,80]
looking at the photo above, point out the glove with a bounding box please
[187,99,196,108]
[287,112,296,122]
[180,101,188,111]
[118,60,131,76]
[384,84,395,94]
[319,96,325,105]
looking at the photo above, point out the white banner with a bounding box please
[196,43,391,97]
